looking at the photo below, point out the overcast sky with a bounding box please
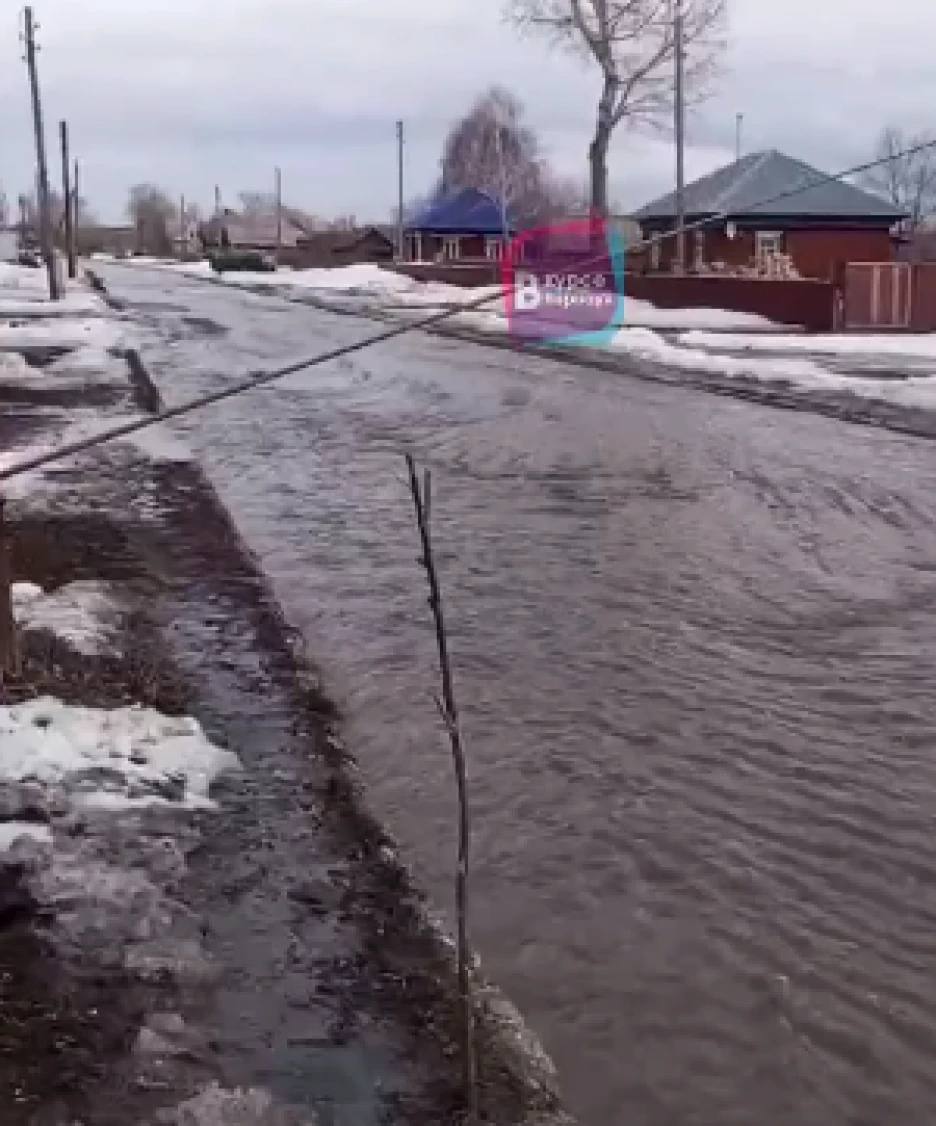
[2,0,934,224]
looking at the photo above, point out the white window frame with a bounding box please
[693,228,705,271]
[485,238,503,261]
[649,236,661,271]
[755,230,783,260]
[442,236,460,260]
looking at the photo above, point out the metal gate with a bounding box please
[843,262,912,329]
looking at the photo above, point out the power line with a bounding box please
[1,138,932,487]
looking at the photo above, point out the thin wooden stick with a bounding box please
[405,453,477,1121]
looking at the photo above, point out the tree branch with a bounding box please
[404,453,477,1121]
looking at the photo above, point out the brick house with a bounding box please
[404,188,514,263]
[633,150,906,281]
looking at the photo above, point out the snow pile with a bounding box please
[603,325,936,407]
[0,696,240,811]
[0,261,57,297]
[607,325,836,383]
[679,329,936,359]
[12,580,121,655]
[0,351,33,379]
[0,314,125,351]
[0,292,108,318]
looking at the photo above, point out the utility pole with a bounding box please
[673,0,686,274]
[60,121,75,278]
[22,6,60,299]
[179,194,186,259]
[735,113,743,162]
[396,120,404,260]
[72,157,80,248]
[274,166,282,265]
[214,184,221,217]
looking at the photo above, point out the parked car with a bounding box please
[208,249,277,274]
[17,249,41,268]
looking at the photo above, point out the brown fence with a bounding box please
[390,262,501,288]
[621,274,836,333]
[911,264,936,331]
[842,263,911,330]
[840,262,936,331]
[391,263,837,332]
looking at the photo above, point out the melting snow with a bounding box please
[0,697,240,811]
[12,580,121,655]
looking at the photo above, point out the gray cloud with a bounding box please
[0,0,931,222]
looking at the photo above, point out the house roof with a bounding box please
[202,209,307,247]
[406,188,513,235]
[633,150,906,224]
[298,226,394,252]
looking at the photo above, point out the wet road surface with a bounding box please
[103,264,936,1126]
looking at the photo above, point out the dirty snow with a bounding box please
[0,314,125,351]
[0,292,108,317]
[679,329,936,359]
[12,580,121,655]
[0,696,240,811]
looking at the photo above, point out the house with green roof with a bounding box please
[633,149,906,281]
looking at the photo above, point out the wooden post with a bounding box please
[0,498,17,681]
[274,167,282,266]
[23,7,60,300]
[396,120,404,261]
[60,120,76,279]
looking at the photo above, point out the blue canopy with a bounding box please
[406,188,514,235]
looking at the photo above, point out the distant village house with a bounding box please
[633,149,906,282]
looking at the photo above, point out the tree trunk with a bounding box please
[589,76,618,219]
[589,129,610,218]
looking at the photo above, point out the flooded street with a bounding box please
[106,264,936,1126]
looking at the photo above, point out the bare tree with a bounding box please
[238,190,278,216]
[505,0,727,216]
[862,126,936,232]
[19,189,93,242]
[438,86,552,229]
[437,85,585,228]
[127,183,175,255]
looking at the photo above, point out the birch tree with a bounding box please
[505,0,727,215]
[862,126,936,232]
[439,86,583,226]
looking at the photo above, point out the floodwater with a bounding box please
[106,264,936,1126]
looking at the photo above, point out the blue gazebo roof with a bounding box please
[406,188,514,235]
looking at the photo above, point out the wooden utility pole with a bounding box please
[179,194,186,259]
[72,157,81,251]
[274,166,282,264]
[673,0,686,274]
[23,6,60,299]
[735,113,743,162]
[60,120,75,278]
[396,120,404,260]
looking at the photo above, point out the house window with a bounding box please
[485,238,503,261]
[649,237,661,271]
[693,229,705,271]
[442,236,460,260]
[755,231,783,260]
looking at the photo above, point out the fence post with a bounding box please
[0,498,17,680]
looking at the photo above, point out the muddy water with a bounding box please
[108,265,936,1126]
